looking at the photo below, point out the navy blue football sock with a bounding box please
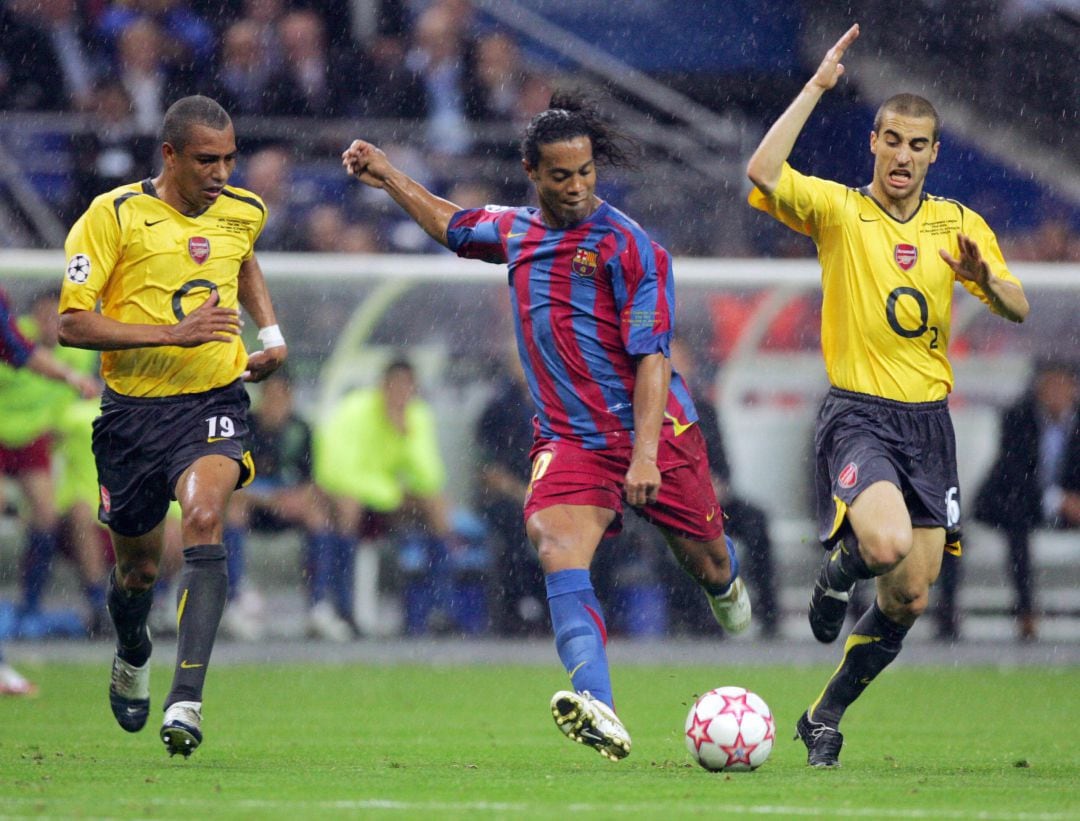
[823,539,877,592]
[546,569,613,708]
[21,528,58,613]
[330,534,356,620]
[305,530,336,605]
[107,569,154,667]
[810,601,908,727]
[166,544,227,707]
[223,526,245,601]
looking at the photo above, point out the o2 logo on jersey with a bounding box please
[188,236,211,265]
[886,286,940,349]
[893,244,918,271]
[172,279,218,320]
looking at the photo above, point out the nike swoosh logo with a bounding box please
[706,508,717,522]
[663,412,694,436]
[568,660,588,678]
[858,215,879,222]
[180,660,204,669]
[145,218,169,227]
[207,437,230,443]
[506,231,527,239]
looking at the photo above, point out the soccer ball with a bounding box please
[684,686,775,771]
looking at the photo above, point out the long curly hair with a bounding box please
[520,90,640,170]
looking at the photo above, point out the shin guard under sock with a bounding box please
[546,569,613,708]
[107,569,154,667]
[810,601,909,727]
[166,544,227,707]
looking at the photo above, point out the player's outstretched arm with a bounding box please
[939,233,1029,323]
[746,23,859,194]
[59,290,241,350]
[341,139,460,248]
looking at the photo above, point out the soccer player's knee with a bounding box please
[860,528,911,571]
[884,583,929,620]
[181,503,225,541]
[119,560,159,592]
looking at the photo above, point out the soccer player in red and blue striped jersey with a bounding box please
[343,92,752,761]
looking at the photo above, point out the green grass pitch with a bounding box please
[2,662,1078,819]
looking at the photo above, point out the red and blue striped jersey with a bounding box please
[447,202,698,450]
[0,288,34,368]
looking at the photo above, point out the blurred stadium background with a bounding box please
[1,0,1078,644]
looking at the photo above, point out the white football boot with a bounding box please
[707,577,752,635]
[161,701,203,757]
[109,654,150,731]
[551,690,631,761]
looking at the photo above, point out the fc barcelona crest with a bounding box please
[571,247,598,277]
[893,243,918,271]
[188,236,211,265]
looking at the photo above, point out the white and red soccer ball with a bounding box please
[685,686,775,771]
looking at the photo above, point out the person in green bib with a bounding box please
[0,288,99,635]
[313,357,460,634]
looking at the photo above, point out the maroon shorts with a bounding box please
[524,423,724,541]
[0,435,51,476]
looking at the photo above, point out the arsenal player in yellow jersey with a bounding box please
[747,24,1028,768]
[59,96,286,758]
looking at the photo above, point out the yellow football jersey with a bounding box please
[61,179,266,397]
[749,163,1021,402]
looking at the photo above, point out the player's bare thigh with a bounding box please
[847,480,914,570]
[526,503,615,573]
[875,527,946,626]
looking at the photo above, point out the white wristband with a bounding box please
[257,324,286,349]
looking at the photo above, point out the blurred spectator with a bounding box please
[212,18,280,116]
[66,79,157,220]
[473,354,548,636]
[339,223,381,254]
[1003,215,1080,262]
[113,17,174,132]
[472,30,526,122]
[0,0,99,111]
[961,360,1080,642]
[240,145,304,251]
[407,0,482,155]
[314,357,487,636]
[0,288,99,639]
[272,9,361,117]
[666,338,780,637]
[446,180,496,210]
[301,204,349,252]
[355,33,426,119]
[98,0,214,93]
[52,397,112,638]
[223,368,342,640]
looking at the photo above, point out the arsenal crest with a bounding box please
[188,236,211,265]
[571,247,598,277]
[893,243,918,271]
[838,462,858,489]
[100,485,111,513]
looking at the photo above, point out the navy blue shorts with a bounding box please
[814,387,961,549]
[92,380,254,537]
